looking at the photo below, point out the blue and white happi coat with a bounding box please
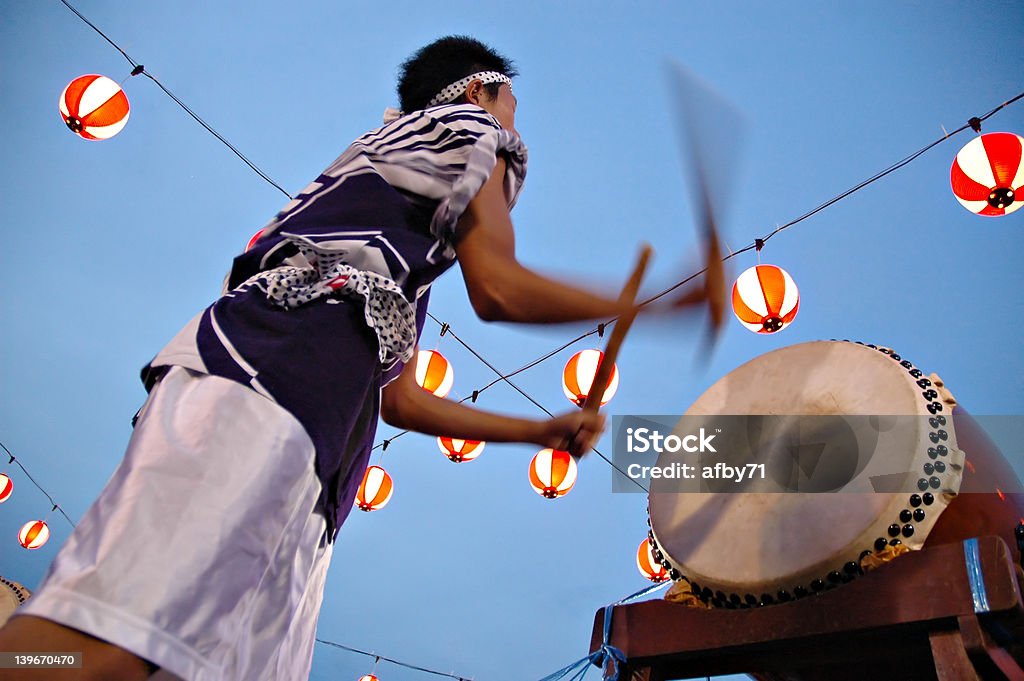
[144,104,527,539]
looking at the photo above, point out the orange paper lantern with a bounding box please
[562,349,619,407]
[18,520,49,550]
[528,449,578,499]
[636,538,669,583]
[437,437,485,463]
[415,350,454,398]
[59,74,130,140]
[731,264,799,334]
[950,132,1024,216]
[355,466,393,512]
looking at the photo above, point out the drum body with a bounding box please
[647,340,1023,606]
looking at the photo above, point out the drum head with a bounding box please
[648,340,962,599]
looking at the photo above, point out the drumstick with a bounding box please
[569,244,653,458]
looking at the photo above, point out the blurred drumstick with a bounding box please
[667,60,744,357]
[569,244,653,458]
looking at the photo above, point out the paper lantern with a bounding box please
[636,538,669,583]
[437,437,485,463]
[358,676,379,681]
[415,350,454,398]
[0,475,11,504]
[59,75,130,140]
[355,466,393,512]
[529,449,578,499]
[731,264,799,334]
[562,349,620,407]
[245,229,264,252]
[950,132,1024,216]
[18,520,49,550]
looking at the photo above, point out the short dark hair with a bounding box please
[397,35,518,114]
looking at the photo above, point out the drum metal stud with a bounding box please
[929,476,941,489]
[811,579,825,592]
[902,524,915,538]
[900,509,913,523]
[827,571,842,583]
[934,461,946,473]
[778,590,792,602]
[924,463,935,475]
[844,561,860,575]
[917,478,929,491]
[888,523,901,537]
[874,537,889,551]
[923,492,935,505]
[913,508,926,522]
[909,494,922,507]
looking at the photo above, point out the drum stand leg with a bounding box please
[930,627,982,681]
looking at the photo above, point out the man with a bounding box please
[0,36,720,680]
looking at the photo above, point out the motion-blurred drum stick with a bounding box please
[568,244,653,459]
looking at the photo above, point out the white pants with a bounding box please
[19,367,333,681]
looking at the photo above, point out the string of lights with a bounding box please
[0,440,76,529]
[315,638,472,681]
[57,0,294,199]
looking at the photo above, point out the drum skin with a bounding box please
[648,340,1024,604]
[928,407,1024,560]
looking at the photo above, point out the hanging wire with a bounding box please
[0,440,77,529]
[315,639,472,681]
[56,0,294,200]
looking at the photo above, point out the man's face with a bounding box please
[476,82,517,133]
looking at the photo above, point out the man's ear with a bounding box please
[464,79,485,105]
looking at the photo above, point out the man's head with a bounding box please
[398,36,519,130]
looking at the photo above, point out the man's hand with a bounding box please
[538,410,607,459]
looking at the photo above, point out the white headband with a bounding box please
[383,70,513,124]
[427,70,512,107]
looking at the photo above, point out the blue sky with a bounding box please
[2,2,1023,680]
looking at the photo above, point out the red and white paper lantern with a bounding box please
[950,132,1024,216]
[731,264,800,334]
[355,466,393,512]
[415,350,454,398]
[18,520,49,550]
[437,437,485,463]
[562,349,619,407]
[59,74,130,140]
[0,474,11,504]
[636,538,669,583]
[528,449,578,499]
[245,229,265,252]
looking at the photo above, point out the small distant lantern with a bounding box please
[437,437,485,463]
[59,74,131,140]
[355,466,393,512]
[950,132,1024,216]
[562,349,620,407]
[358,676,379,681]
[0,474,11,503]
[18,520,49,550]
[245,229,264,252]
[636,538,669,583]
[732,264,800,334]
[415,350,454,398]
[529,449,578,499]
